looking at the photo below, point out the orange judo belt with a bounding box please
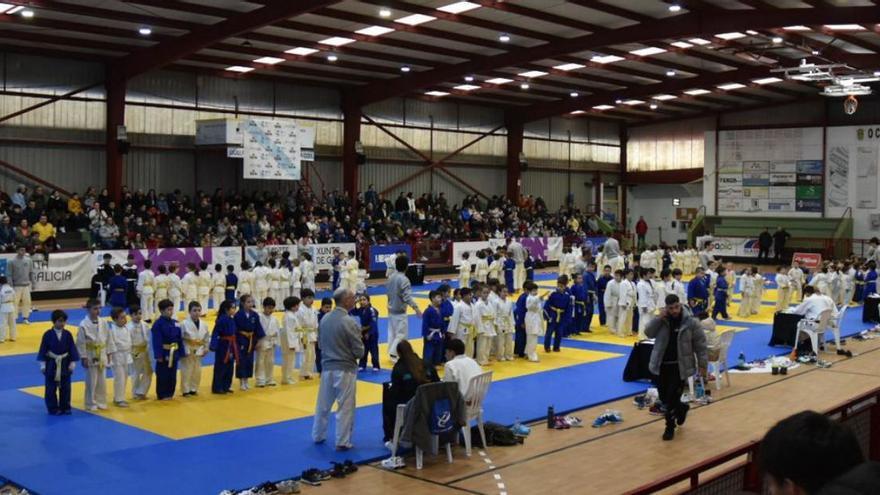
[221,335,239,364]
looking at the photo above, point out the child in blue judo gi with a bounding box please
[353,294,380,371]
[514,281,529,358]
[544,275,570,352]
[712,268,730,320]
[866,261,878,296]
[210,300,238,394]
[331,249,342,291]
[597,265,612,326]
[503,254,516,293]
[108,264,128,309]
[688,267,710,315]
[151,299,185,400]
[438,284,454,359]
[38,310,80,415]
[316,296,333,373]
[524,250,535,281]
[571,273,589,335]
[225,265,238,302]
[422,290,446,366]
[234,294,265,391]
[583,262,598,332]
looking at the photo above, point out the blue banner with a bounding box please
[585,237,608,255]
[369,244,412,271]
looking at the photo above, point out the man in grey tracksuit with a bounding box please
[385,255,421,361]
[10,246,34,324]
[312,288,364,451]
[646,293,708,441]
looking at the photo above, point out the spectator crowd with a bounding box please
[0,183,609,255]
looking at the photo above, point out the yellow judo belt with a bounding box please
[162,343,179,368]
[86,342,107,370]
[226,285,236,290]
[462,323,476,341]
[549,306,564,322]
[46,351,68,382]
[131,343,148,359]
[239,331,255,353]
[184,338,204,353]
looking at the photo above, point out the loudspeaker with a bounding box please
[518,151,528,171]
[355,141,366,165]
[116,125,130,155]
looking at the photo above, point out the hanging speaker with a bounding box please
[518,151,528,171]
[354,141,366,165]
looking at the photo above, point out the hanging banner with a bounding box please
[243,119,301,181]
[452,237,563,266]
[244,245,297,266]
[301,243,356,271]
[95,247,243,276]
[0,252,94,293]
[368,244,412,271]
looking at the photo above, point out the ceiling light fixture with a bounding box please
[752,77,782,85]
[688,38,711,45]
[499,33,511,42]
[400,65,411,72]
[622,99,645,105]
[593,105,615,110]
[485,77,513,84]
[630,47,667,56]
[437,1,480,14]
[652,94,677,100]
[684,88,711,95]
[454,84,480,91]
[355,25,395,37]
[650,103,658,109]
[138,26,152,36]
[225,66,254,73]
[464,75,475,82]
[772,36,783,44]
[518,70,547,78]
[670,41,693,49]
[319,36,355,47]
[520,82,530,89]
[254,56,284,65]
[379,8,392,17]
[425,90,449,97]
[717,82,746,90]
[666,70,676,77]
[395,13,436,26]
[326,54,338,62]
[554,62,585,71]
[570,92,579,97]
[20,8,34,18]
[715,32,746,40]
[668,4,681,12]
[286,47,318,56]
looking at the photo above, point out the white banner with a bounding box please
[302,243,356,271]
[243,119,301,181]
[244,244,297,265]
[0,252,93,292]
[708,237,760,257]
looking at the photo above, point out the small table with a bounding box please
[862,296,880,323]
[769,312,804,347]
[623,340,655,382]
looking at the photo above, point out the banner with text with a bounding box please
[708,237,761,258]
[452,237,563,266]
[368,244,412,271]
[0,251,94,293]
[302,243,356,271]
[95,247,243,276]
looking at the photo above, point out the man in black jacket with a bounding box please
[758,228,773,261]
[773,227,792,262]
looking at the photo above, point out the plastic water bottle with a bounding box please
[695,378,704,399]
[737,352,746,367]
[547,406,555,429]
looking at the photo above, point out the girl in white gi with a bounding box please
[266,260,281,304]
[775,266,791,312]
[197,262,211,310]
[280,296,302,385]
[180,301,210,396]
[636,268,655,340]
[168,263,183,314]
[136,260,155,321]
[810,265,830,297]
[670,269,688,302]
[300,254,316,292]
[487,252,503,282]
[829,264,842,306]
[655,269,671,310]
[616,270,636,337]
[603,270,621,331]
[448,287,476,358]
[182,263,200,309]
[789,262,804,302]
[154,265,169,318]
[127,305,152,400]
[751,270,766,314]
[0,276,15,342]
[279,262,291,301]
[495,285,515,361]
[486,280,504,360]
[344,251,359,293]
[238,261,253,297]
[523,282,545,362]
[252,261,270,304]
[256,297,279,387]
[843,262,856,306]
[211,264,226,312]
[297,289,319,380]
[76,299,110,411]
[107,308,132,407]
[474,251,489,284]
[474,284,496,365]
[291,259,302,299]
[737,268,756,318]
[458,252,472,288]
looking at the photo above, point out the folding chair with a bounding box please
[791,308,833,359]
[460,371,493,457]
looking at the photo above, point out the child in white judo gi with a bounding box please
[107,307,132,407]
[76,298,110,411]
[280,296,302,385]
[128,305,152,400]
[256,297,280,387]
[180,301,209,396]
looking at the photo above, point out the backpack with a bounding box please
[470,422,523,447]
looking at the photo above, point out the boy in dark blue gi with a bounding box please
[315,296,332,373]
[712,270,730,320]
[513,282,529,358]
[37,310,80,415]
[544,275,570,352]
[331,249,341,291]
[422,290,445,366]
[210,300,238,394]
[687,267,710,315]
[108,265,128,309]
[234,294,265,391]
[571,273,589,335]
[524,250,535,281]
[353,294,380,371]
[438,284,454,361]
[225,265,238,302]
[151,299,186,400]
[597,265,612,326]
[583,262,598,332]
[503,254,516,293]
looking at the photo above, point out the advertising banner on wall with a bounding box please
[244,244,297,266]
[95,247,243,276]
[368,244,412,271]
[0,252,94,293]
[707,237,761,258]
[242,119,302,181]
[302,243,356,271]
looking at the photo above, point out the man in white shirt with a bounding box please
[443,339,483,398]
[790,286,838,322]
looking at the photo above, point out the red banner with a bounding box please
[792,252,822,270]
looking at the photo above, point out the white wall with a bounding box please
[626,183,703,246]
[826,125,880,240]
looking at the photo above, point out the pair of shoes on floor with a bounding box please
[648,403,666,416]
[381,456,405,469]
[330,460,358,478]
[837,349,854,357]
[592,410,623,428]
[632,394,653,410]
[275,479,301,494]
[511,421,531,437]
[300,468,330,486]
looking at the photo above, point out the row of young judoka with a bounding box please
[771,259,878,312]
[455,248,537,295]
[127,254,319,319]
[36,289,330,415]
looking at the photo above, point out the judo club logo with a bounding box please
[431,399,454,434]
[741,239,760,255]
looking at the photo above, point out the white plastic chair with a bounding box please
[824,304,847,349]
[708,331,735,390]
[793,308,833,358]
[389,391,455,470]
[460,371,493,457]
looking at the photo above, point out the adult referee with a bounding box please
[645,294,708,441]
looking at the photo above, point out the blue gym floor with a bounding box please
[0,272,872,494]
